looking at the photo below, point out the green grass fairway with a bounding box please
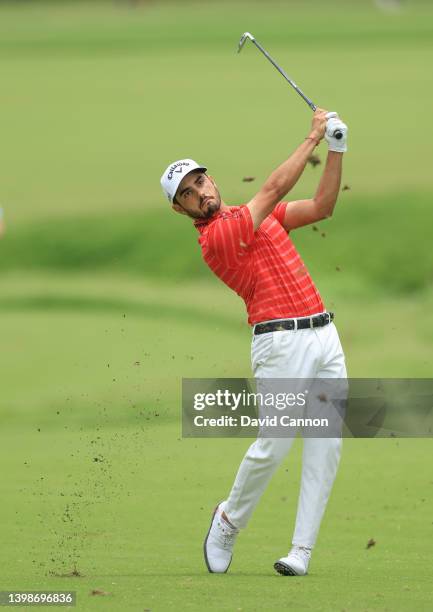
[0,1,432,610]
[1,276,433,610]
[2,425,433,611]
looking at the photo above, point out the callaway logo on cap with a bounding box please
[160,158,207,203]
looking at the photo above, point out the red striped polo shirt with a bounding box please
[194,203,325,326]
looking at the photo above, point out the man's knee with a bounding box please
[248,437,294,464]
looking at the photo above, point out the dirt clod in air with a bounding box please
[366,538,376,549]
[242,177,255,182]
[317,393,328,403]
[307,154,321,168]
[90,589,111,596]
[342,184,351,191]
[321,232,326,238]
[51,566,83,578]
[312,225,319,232]
[335,266,341,272]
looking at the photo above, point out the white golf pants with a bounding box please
[224,319,347,549]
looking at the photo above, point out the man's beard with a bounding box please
[202,199,221,219]
[186,194,221,220]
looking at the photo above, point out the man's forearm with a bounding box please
[247,109,329,231]
[263,135,319,201]
[313,151,343,219]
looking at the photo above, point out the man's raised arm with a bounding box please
[278,150,344,232]
[247,108,329,231]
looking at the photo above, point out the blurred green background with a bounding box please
[0,1,432,610]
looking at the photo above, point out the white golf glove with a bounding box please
[325,112,348,153]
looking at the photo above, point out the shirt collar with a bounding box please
[193,209,224,230]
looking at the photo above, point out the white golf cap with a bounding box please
[160,158,207,203]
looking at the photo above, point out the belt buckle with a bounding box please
[309,317,314,329]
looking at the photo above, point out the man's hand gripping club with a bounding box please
[247,109,346,231]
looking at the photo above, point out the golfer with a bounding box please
[160,108,348,576]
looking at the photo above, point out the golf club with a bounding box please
[238,32,343,140]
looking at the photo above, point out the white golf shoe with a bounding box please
[274,546,312,576]
[204,502,239,573]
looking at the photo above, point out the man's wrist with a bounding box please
[305,131,321,146]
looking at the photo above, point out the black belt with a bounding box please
[254,312,334,335]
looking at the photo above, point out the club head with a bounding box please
[237,32,255,53]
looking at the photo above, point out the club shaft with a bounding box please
[251,38,316,111]
[248,36,342,139]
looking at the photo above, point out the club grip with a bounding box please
[334,129,343,140]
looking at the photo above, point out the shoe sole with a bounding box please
[274,561,303,576]
[203,501,232,574]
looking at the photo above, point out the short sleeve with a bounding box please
[271,201,288,226]
[207,206,255,268]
